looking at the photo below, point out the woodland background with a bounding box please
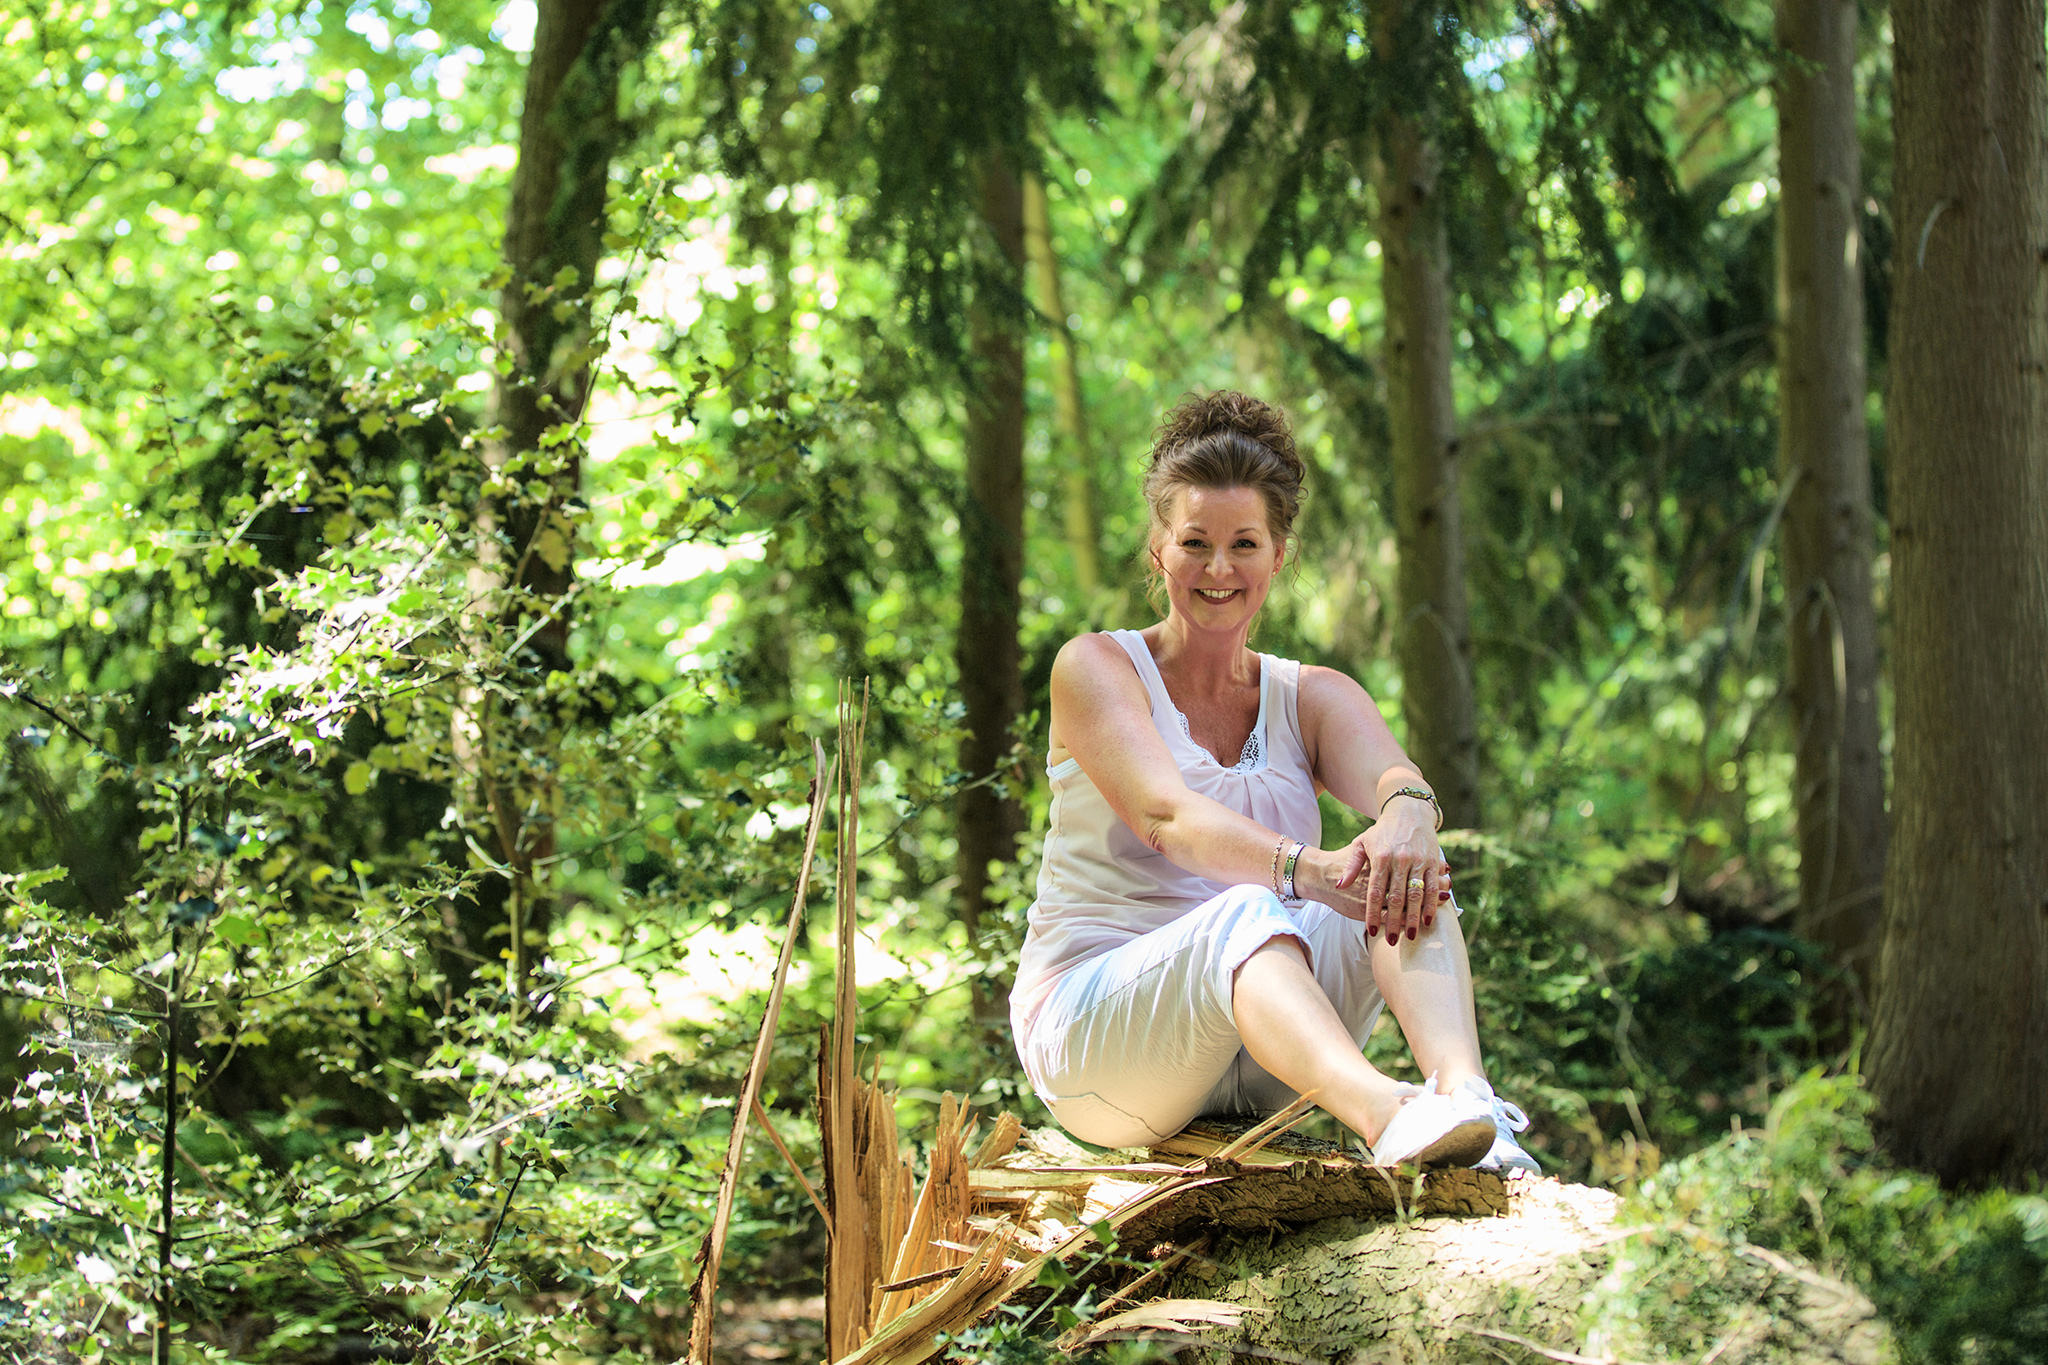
[2,0,2046,1360]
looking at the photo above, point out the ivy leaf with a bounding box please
[214,914,263,947]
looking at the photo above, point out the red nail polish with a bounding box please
[1437,890,1450,901]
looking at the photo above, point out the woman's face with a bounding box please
[1153,485,1285,634]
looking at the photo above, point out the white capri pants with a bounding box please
[1018,883,1390,1148]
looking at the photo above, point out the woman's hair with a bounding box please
[1143,390,1305,548]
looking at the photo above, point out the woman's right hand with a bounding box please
[1295,842,1453,943]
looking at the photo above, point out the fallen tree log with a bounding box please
[836,1106,1893,1365]
[1161,1173,1893,1365]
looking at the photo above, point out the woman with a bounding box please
[1010,391,1536,1172]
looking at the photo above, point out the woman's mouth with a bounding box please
[1195,588,1240,602]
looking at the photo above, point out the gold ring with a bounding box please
[1406,877,1425,891]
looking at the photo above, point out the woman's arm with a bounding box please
[1296,664,1451,944]
[1050,636,1385,920]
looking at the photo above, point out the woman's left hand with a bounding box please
[1329,810,1450,945]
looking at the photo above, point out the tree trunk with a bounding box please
[1022,171,1105,608]
[956,147,1029,1023]
[1773,0,1887,1019]
[465,0,621,1000]
[1868,0,2048,1185]
[1371,0,1479,830]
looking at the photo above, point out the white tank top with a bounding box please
[1010,629,1325,1044]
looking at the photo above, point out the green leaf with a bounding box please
[343,761,374,796]
[215,914,264,947]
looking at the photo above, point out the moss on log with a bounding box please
[1165,1179,1892,1365]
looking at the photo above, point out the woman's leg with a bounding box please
[1021,885,1336,1147]
[1022,886,1493,1153]
[1368,907,1541,1175]
[1229,938,1411,1142]
[1369,903,1485,1091]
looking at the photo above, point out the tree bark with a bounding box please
[956,147,1029,1021]
[1773,0,1887,1018]
[496,0,617,647]
[463,0,621,999]
[1022,171,1105,607]
[1168,1183,1889,1364]
[1371,0,1480,830]
[1868,0,2048,1184]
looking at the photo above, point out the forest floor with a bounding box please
[711,1295,830,1364]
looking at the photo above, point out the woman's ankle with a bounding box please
[1349,1077,1419,1145]
[1420,1062,1485,1094]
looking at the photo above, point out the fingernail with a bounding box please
[1437,890,1450,901]
[1407,928,1417,941]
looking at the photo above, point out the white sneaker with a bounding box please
[1453,1076,1541,1178]
[1368,1073,1496,1168]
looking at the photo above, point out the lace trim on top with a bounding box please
[1173,708,1264,773]
[1167,656,1269,774]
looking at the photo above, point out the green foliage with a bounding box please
[936,1224,1178,1365]
[0,0,524,426]
[0,172,860,1351]
[700,0,1109,359]
[1590,1071,2048,1365]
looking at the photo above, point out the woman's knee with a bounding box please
[1230,931,1311,990]
[1192,883,1311,942]
[1188,884,1317,978]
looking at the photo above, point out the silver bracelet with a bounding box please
[1379,785,1443,832]
[1280,840,1306,904]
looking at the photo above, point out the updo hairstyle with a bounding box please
[1143,390,1305,551]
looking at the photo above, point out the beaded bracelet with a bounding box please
[1280,840,1306,905]
[1269,837,1290,898]
[1380,785,1444,832]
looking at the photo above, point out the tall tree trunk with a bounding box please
[1773,0,1887,1018]
[463,0,621,1000]
[1022,171,1104,607]
[1371,0,1479,829]
[956,147,1029,1025]
[1868,0,2048,1185]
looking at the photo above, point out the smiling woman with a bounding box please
[1009,391,1538,1174]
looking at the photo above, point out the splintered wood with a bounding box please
[820,1095,1510,1365]
[822,685,873,1361]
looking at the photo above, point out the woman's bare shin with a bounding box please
[1231,937,1406,1143]
[1371,910,1485,1091]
